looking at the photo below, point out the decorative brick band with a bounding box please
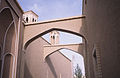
[95,44,102,78]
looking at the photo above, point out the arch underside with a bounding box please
[24,16,86,60]
[44,43,84,60]
[24,16,85,49]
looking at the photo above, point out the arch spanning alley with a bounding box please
[24,15,87,61]
[44,43,84,60]
[24,15,87,76]
[24,15,86,49]
[23,16,87,77]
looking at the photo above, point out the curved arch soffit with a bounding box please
[0,7,18,56]
[45,48,84,60]
[3,52,15,57]
[24,28,87,50]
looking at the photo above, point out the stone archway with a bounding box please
[23,15,86,49]
[23,16,88,77]
[44,43,84,60]
[45,48,86,78]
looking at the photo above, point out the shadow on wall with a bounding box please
[24,62,33,78]
[0,8,14,55]
[46,57,57,78]
[2,54,12,78]
[77,17,88,77]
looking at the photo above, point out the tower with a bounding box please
[23,10,38,23]
[50,31,59,45]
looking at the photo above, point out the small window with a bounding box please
[51,36,53,38]
[26,17,28,23]
[53,35,55,39]
[32,18,34,22]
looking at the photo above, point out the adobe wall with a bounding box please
[0,0,24,78]
[82,0,120,78]
[24,37,72,78]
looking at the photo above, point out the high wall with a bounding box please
[0,0,24,78]
[24,37,72,78]
[1,0,120,78]
[23,15,86,78]
[82,0,120,78]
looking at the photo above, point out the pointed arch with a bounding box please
[44,43,84,60]
[1,53,15,78]
[0,7,17,78]
[24,28,87,50]
[23,16,86,49]
[0,7,16,53]
[0,7,18,55]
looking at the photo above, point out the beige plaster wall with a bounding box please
[23,11,38,23]
[23,16,87,78]
[44,43,84,60]
[82,0,120,78]
[24,37,72,78]
[0,0,24,78]
[23,16,85,48]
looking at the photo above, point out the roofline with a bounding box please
[25,15,85,26]
[15,0,24,13]
[24,10,39,17]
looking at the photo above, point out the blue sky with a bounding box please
[18,0,85,76]
[18,0,82,21]
[43,31,82,44]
